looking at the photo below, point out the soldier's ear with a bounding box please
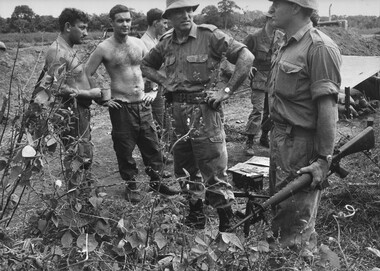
[64,22,72,33]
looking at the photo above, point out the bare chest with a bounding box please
[107,42,142,67]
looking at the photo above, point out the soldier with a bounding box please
[42,8,101,192]
[141,0,253,231]
[267,0,341,250]
[141,8,168,130]
[243,7,282,155]
[85,5,178,203]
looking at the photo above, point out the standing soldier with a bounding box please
[85,5,177,203]
[141,8,168,131]
[267,0,341,250]
[42,8,101,192]
[243,8,281,155]
[141,0,253,231]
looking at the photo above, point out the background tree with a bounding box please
[201,5,223,28]
[217,0,241,29]
[10,5,36,32]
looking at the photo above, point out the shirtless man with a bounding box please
[41,8,101,191]
[85,4,177,202]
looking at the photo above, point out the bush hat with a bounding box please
[269,0,318,11]
[162,0,199,19]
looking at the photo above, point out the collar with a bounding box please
[172,23,198,43]
[286,22,313,44]
[57,34,72,49]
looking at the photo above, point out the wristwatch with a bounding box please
[224,87,231,94]
[316,154,333,165]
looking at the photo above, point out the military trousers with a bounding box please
[171,102,234,208]
[109,102,163,182]
[269,122,321,250]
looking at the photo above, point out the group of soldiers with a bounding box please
[40,0,342,253]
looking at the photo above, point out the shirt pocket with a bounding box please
[186,54,209,83]
[165,55,176,77]
[275,61,302,99]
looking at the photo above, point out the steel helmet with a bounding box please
[269,0,318,11]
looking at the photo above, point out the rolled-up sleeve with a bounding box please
[209,29,246,64]
[142,43,164,70]
[310,44,342,101]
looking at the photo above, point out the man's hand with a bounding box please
[103,99,122,109]
[297,159,329,189]
[143,91,158,105]
[205,89,230,110]
[248,67,257,81]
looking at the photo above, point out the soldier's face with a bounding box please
[270,1,294,29]
[167,7,194,32]
[155,19,168,36]
[111,12,132,35]
[69,20,88,45]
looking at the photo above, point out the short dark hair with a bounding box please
[58,8,89,32]
[147,8,163,26]
[109,5,130,20]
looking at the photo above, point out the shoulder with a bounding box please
[309,28,338,49]
[159,28,174,41]
[198,24,218,32]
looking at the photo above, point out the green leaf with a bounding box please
[51,213,59,227]
[52,246,63,256]
[61,231,73,248]
[319,244,341,269]
[195,236,207,247]
[0,157,7,171]
[125,233,143,248]
[75,202,82,212]
[221,232,244,250]
[257,240,270,252]
[154,232,168,250]
[22,145,36,158]
[37,219,47,233]
[94,219,111,237]
[26,132,34,146]
[191,246,206,254]
[89,196,103,209]
[367,247,380,258]
[9,165,23,180]
[19,168,32,186]
[77,233,98,253]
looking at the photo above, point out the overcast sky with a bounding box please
[0,0,379,18]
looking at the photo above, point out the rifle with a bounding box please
[231,126,375,236]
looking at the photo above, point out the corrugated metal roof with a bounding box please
[341,55,380,90]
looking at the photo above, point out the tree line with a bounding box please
[1,1,379,34]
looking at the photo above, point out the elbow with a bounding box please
[238,48,254,63]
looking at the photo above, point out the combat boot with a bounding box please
[146,167,179,195]
[125,179,142,203]
[245,136,255,156]
[184,199,206,229]
[217,206,234,232]
[259,131,270,148]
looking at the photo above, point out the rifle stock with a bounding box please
[232,126,375,233]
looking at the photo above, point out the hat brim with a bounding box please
[162,4,199,19]
[263,12,273,18]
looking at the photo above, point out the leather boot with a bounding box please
[184,199,206,229]
[146,167,179,195]
[259,131,270,148]
[217,207,234,232]
[125,179,141,203]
